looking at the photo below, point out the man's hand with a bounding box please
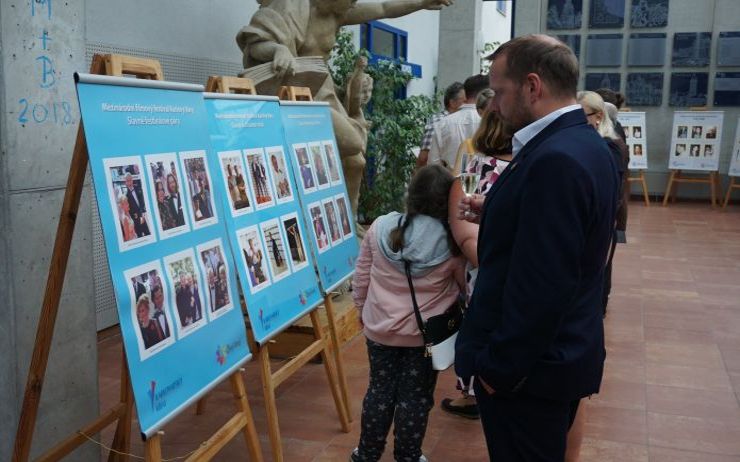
[272,46,296,80]
[479,377,495,395]
[422,0,453,10]
[457,193,485,224]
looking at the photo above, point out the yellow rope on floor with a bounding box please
[78,431,204,461]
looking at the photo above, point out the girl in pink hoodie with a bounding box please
[351,165,466,462]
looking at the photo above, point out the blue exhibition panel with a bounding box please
[75,75,250,438]
[280,101,359,293]
[204,94,323,343]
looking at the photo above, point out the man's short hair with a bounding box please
[463,74,490,100]
[594,88,625,109]
[443,82,464,109]
[489,34,579,99]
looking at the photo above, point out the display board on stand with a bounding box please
[617,110,650,206]
[724,117,740,207]
[663,110,724,206]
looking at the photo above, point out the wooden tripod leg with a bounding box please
[723,178,735,208]
[144,434,162,462]
[230,372,264,462]
[195,396,208,415]
[310,310,351,433]
[710,171,718,208]
[108,355,134,462]
[662,170,677,206]
[323,295,352,422]
[640,171,650,206]
[259,345,284,462]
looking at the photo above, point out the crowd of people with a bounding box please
[352,34,624,462]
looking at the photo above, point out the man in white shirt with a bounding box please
[416,82,465,168]
[427,74,490,169]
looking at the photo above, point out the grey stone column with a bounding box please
[0,1,98,460]
[437,0,484,93]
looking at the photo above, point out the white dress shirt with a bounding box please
[428,104,480,168]
[512,104,583,158]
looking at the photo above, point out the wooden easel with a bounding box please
[628,171,651,206]
[12,54,262,462]
[662,107,721,207]
[278,85,313,102]
[723,177,739,208]
[206,76,257,95]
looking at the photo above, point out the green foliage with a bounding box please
[329,30,440,223]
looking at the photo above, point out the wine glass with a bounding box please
[459,171,480,196]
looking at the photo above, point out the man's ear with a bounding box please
[525,73,543,103]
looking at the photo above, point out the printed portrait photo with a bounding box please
[633,144,644,156]
[125,261,175,361]
[245,148,275,209]
[623,126,630,139]
[218,150,252,216]
[309,202,331,253]
[677,125,688,139]
[310,143,330,189]
[691,126,703,139]
[104,156,156,252]
[179,150,218,229]
[164,249,208,337]
[261,219,291,282]
[335,195,353,239]
[237,226,271,294]
[706,126,718,139]
[293,144,316,193]
[266,146,294,204]
[197,239,235,319]
[281,213,309,272]
[690,144,701,157]
[632,126,642,139]
[323,199,342,244]
[703,144,714,157]
[675,144,686,157]
[322,141,342,184]
[145,153,189,239]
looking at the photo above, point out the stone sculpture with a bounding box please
[237,0,452,224]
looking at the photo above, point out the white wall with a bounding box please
[482,1,513,55]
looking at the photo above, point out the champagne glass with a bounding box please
[459,171,480,196]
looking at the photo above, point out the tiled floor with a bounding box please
[97,202,740,461]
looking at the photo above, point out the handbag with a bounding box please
[403,259,463,371]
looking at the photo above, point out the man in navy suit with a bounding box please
[456,35,619,461]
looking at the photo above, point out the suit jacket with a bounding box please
[126,187,149,237]
[455,109,619,402]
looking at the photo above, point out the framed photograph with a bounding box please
[292,144,316,194]
[309,142,330,189]
[718,32,740,67]
[674,144,686,157]
[547,0,583,29]
[265,145,294,204]
[335,195,354,241]
[617,111,648,170]
[281,212,309,272]
[628,33,666,67]
[691,125,703,139]
[672,33,711,67]
[586,34,623,67]
[689,144,701,157]
[703,144,715,158]
[714,72,740,107]
[308,201,331,254]
[218,150,253,217]
[626,73,663,107]
[669,73,709,107]
[729,119,740,177]
[260,218,292,282]
[179,150,218,229]
[589,0,625,28]
[124,260,175,360]
[145,153,190,240]
[557,35,582,61]
[197,239,235,318]
[244,148,275,209]
[237,226,271,294]
[633,144,644,156]
[103,156,156,252]
[164,249,208,337]
[322,140,342,185]
[677,125,688,139]
[630,0,668,28]
[585,73,621,92]
[322,198,343,244]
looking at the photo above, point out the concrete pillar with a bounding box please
[0,1,98,460]
[437,0,483,93]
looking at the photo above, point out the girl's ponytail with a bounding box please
[389,213,415,253]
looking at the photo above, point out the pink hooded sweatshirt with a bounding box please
[352,212,466,347]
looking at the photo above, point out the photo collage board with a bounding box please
[280,101,360,294]
[76,76,251,438]
[204,94,323,344]
[617,111,648,170]
[668,111,724,172]
[730,118,740,177]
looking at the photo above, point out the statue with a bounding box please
[237,0,452,225]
